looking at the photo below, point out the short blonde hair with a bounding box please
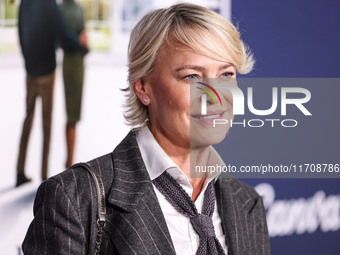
[122,3,254,127]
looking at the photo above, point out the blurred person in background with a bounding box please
[16,0,87,187]
[22,3,270,254]
[60,0,89,168]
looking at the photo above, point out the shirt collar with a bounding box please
[136,126,225,185]
[136,126,179,180]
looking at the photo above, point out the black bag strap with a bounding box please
[73,162,106,255]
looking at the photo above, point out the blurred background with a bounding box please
[0,0,339,254]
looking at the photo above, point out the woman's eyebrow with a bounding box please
[218,64,233,70]
[175,64,233,72]
[175,65,206,72]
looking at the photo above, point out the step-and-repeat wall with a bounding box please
[223,0,340,254]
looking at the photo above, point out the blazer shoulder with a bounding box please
[229,177,260,199]
[218,176,262,212]
[47,152,115,198]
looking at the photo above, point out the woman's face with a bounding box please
[145,43,236,149]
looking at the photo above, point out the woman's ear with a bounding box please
[134,78,150,105]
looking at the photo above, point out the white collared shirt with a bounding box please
[136,126,228,255]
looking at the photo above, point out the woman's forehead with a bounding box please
[154,45,234,75]
[158,34,234,66]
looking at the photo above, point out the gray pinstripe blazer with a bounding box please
[22,131,270,255]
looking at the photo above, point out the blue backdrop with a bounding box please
[227,0,340,254]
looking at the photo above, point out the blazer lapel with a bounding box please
[215,176,252,255]
[105,131,176,255]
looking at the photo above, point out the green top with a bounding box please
[61,0,85,34]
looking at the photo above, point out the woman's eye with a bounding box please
[184,74,199,81]
[221,72,235,78]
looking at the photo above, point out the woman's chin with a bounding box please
[190,125,230,148]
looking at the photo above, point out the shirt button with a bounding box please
[177,175,185,181]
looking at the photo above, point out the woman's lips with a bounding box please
[191,111,225,125]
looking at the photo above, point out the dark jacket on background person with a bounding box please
[22,131,271,255]
[18,0,81,76]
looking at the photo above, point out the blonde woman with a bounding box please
[23,4,270,255]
